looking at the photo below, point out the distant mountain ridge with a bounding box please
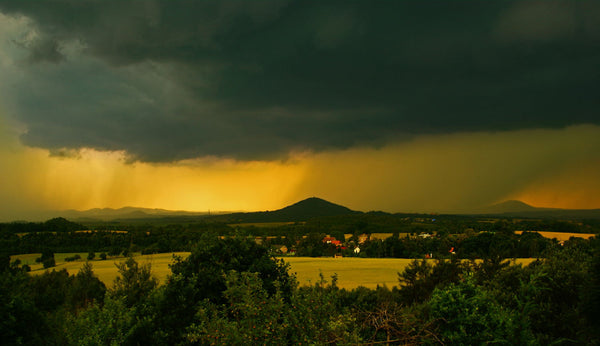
[467,200,600,219]
[23,197,600,223]
[56,207,211,222]
[477,200,538,214]
[43,197,356,223]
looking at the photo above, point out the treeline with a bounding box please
[0,217,86,234]
[0,222,231,255]
[2,236,599,345]
[355,229,555,259]
[1,215,598,259]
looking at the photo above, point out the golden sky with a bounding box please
[2,117,600,221]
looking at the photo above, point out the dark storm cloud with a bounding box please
[0,0,599,161]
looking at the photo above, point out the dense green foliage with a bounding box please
[1,235,599,345]
[2,212,597,261]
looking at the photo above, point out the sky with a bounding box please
[0,1,599,221]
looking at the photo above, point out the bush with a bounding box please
[426,275,530,344]
[65,254,82,262]
[43,257,56,269]
[87,252,95,261]
[100,253,107,260]
[108,247,121,256]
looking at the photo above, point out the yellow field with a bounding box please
[13,252,187,285]
[283,257,418,288]
[283,257,536,289]
[13,253,536,289]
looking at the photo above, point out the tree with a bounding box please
[426,275,531,344]
[156,237,293,344]
[67,262,106,310]
[398,258,466,305]
[40,249,56,269]
[65,296,138,346]
[0,268,48,345]
[111,258,158,308]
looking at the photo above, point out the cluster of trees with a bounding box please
[2,235,599,344]
[1,215,598,260]
[0,221,231,255]
[356,229,555,259]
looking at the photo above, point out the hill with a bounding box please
[478,200,538,214]
[52,207,212,222]
[0,217,87,233]
[467,200,600,219]
[210,197,359,223]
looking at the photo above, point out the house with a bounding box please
[358,234,369,244]
[323,236,342,246]
[323,236,336,244]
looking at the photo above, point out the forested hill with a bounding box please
[209,197,359,223]
[0,217,86,233]
[467,200,600,219]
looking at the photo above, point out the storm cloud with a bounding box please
[0,1,599,161]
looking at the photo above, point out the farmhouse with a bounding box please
[323,236,342,246]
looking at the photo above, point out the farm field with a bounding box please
[13,252,187,285]
[13,253,536,289]
[283,257,536,288]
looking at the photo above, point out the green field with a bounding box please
[12,253,537,289]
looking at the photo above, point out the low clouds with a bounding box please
[0,1,599,161]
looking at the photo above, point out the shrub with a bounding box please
[65,254,82,262]
[43,258,56,269]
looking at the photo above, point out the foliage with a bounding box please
[426,275,530,345]
[0,268,48,345]
[398,258,466,305]
[155,237,293,343]
[65,254,82,262]
[3,230,599,345]
[111,258,158,308]
[68,262,106,310]
[65,296,138,346]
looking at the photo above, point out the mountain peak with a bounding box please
[276,197,355,219]
[492,200,536,210]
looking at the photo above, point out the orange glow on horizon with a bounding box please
[2,121,600,220]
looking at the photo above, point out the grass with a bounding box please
[12,253,537,289]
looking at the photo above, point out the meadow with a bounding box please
[12,253,537,289]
